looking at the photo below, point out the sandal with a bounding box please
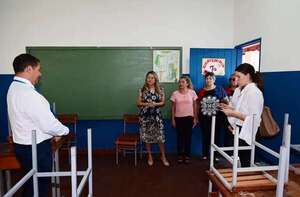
[147,157,154,166]
[177,156,183,163]
[184,157,191,164]
[161,157,170,167]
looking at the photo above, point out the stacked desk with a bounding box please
[207,168,278,197]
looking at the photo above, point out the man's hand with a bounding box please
[53,136,62,142]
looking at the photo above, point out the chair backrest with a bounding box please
[123,114,139,134]
[57,114,78,133]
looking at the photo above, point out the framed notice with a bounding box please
[202,58,225,76]
[153,50,180,82]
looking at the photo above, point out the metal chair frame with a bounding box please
[208,113,291,197]
[115,114,140,166]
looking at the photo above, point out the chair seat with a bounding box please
[117,133,139,140]
[115,133,139,146]
[116,140,138,146]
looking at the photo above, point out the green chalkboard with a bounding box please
[27,47,181,119]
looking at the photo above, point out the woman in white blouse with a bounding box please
[220,63,264,167]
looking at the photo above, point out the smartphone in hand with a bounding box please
[220,97,229,105]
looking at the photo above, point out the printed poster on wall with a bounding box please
[201,58,225,76]
[153,50,180,82]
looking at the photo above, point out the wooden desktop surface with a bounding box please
[0,143,21,170]
[0,135,69,170]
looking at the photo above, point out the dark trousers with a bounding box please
[14,139,52,197]
[175,116,193,157]
[225,132,251,167]
[224,124,261,167]
[201,116,223,158]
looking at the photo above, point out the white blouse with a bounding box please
[228,82,264,145]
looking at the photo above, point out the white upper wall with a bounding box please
[234,0,300,72]
[0,0,234,74]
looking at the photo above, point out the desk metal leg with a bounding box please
[52,153,56,197]
[208,181,212,196]
[5,170,11,191]
[55,150,61,197]
[0,170,3,197]
[51,149,61,197]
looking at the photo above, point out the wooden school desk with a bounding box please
[0,142,21,195]
[0,135,70,197]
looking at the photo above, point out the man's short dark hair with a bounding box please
[13,54,40,74]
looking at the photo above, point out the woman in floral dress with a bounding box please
[137,71,169,166]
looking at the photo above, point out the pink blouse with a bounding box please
[170,89,198,117]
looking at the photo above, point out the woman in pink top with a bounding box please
[170,76,198,164]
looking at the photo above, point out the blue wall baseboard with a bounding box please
[72,119,202,155]
[0,75,13,142]
[1,71,300,162]
[0,74,202,154]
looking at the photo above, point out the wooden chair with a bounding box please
[0,137,21,195]
[115,114,140,166]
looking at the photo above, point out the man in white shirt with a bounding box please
[7,53,69,197]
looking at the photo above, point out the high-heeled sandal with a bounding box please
[184,157,191,164]
[161,157,170,167]
[147,158,154,166]
[177,156,183,163]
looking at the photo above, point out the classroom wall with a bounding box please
[234,0,300,72]
[0,0,234,74]
[260,71,300,163]
[233,0,300,163]
[1,0,299,161]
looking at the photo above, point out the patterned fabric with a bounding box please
[197,86,228,127]
[139,88,165,143]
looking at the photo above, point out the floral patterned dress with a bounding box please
[139,88,165,144]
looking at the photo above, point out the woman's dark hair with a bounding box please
[13,53,40,74]
[235,63,263,91]
[204,71,215,80]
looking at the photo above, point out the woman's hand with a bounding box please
[218,103,233,110]
[193,117,198,128]
[172,119,176,128]
[148,102,155,108]
[227,125,235,134]
[149,101,163,107]
[221,108,245,121]
[221,108,236,117]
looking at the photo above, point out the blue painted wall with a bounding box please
[72,119,202,154]
[0,75,13,142]
[190,48,237,91]
[259,71,300,163]
[0,74,202,154]
[1,71,299,161]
